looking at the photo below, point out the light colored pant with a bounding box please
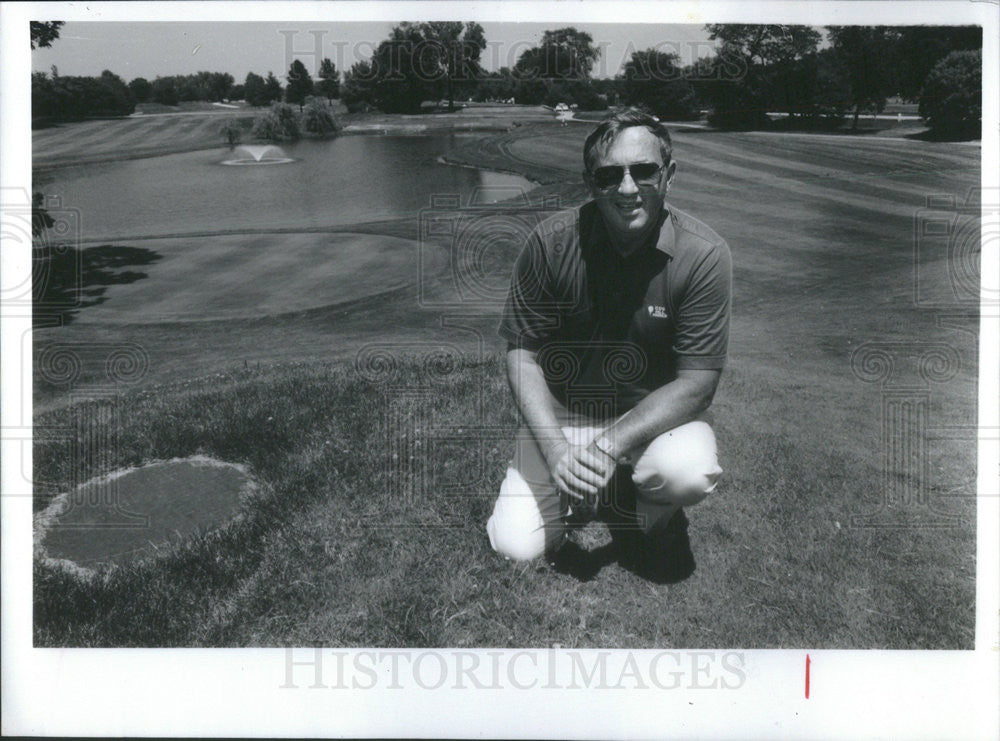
[486,413,722,562]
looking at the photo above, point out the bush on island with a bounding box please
[303,98,340,136]
[251,102,301,142]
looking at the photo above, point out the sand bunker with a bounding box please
[35,456,256,573]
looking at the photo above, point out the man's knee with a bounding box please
[486,467,560,562]
[631,420,722,508]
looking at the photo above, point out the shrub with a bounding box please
[919,49,981,139]
[251,102,301,141]
[250,112,284,141]
[302,99,340,136]
[220,120,242,147]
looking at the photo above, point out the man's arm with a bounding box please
[506,346,612,503]
[591,369,721,462]
[590,235,732,461]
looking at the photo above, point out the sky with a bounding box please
[30,21,720,81]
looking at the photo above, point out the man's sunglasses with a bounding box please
[590,162,665,190]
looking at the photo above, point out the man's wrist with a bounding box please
[592,433,618,461]
[542,436,569,466]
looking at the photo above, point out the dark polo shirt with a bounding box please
[499,199,731,418]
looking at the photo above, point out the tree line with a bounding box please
[31,22,982,137]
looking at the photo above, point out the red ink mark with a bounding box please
[805,654,811,699]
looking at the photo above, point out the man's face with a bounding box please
[585,127,675,250]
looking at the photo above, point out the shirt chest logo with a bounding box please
[647,305,669,319]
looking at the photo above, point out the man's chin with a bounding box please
[610,217,650,239]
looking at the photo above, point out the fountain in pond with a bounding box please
[221,144,294,166]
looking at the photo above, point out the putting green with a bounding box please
[74,231,436,323]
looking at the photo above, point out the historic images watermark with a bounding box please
[2,187,82,318]
[912,187,997,312]
[359,190,653,527]
[280,647,747,691]
[31,343,151,527]
[849,187,997,528]
[345,191,568,525]
[279,29,740,83]
[1,185,155,523]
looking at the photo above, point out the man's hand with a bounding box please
[544,438,617,512]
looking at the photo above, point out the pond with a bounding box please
[39,134,537,242]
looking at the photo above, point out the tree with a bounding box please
[30,21,64,49]
[264,72,283,105]
[99,69,135,114]
[620,49,699,120]
[285,60,314,110]
[376,23,434,113]
[32,71,137,124]
[339,22,485,114]
[317,58,340,101]
[827,26,900,129]
[251,102,300,141]
[919,49,981,139]
[514,27,600,80]
[128,77,152,103]
[220,119,242,147]
[151,76,179,106]
[207,72,234,102]
[703,24,821,128]
[341,60,377,112]
[303,98,340,135]
[896,26,982,101]
[514,78,548,105]
[244,72,268,106]
[419,22,486,110]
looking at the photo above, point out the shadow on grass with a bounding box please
[33,244,162,326]
[552,474,697,585]
[904,127,981,142]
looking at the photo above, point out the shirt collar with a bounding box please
[588,197,676,258]
[652,201,677,257]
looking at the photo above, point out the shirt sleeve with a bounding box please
[498,229,561,351]
[672,240,732,370]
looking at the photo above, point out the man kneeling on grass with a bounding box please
[486,109,731,581]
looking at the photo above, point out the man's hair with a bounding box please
[582,108,673,174]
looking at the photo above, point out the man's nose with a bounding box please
[618,171,639,195]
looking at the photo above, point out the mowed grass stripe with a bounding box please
[73,233,421,323]
[102,114,204,150]
[34,114,238,163]
[43,117,181,154]
[36,116,185,161]
[33,120,154,158]
[673,133,963,207]
[738,131,980,174]
[674,154,922,220]
[165,114,237,145]
[684,132,980,201]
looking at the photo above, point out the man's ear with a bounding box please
[663,160,677,192]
